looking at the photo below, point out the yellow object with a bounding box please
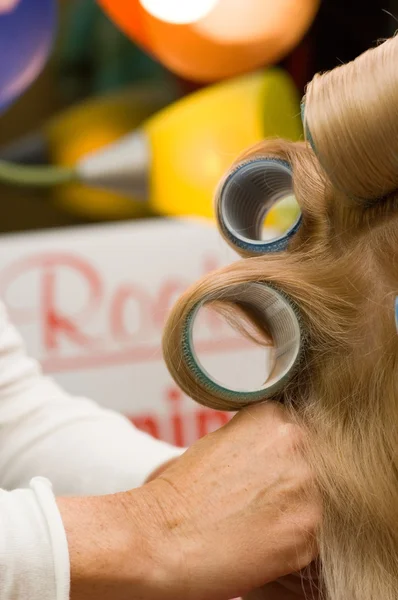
[144,68,303,220]
[48,84,177,219]
[264,194,301,231]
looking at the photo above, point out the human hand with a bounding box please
[59,402,320,600]
[145,457,179,482]
[142,401,320,600]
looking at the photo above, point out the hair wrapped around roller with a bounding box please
[163,35,398,600]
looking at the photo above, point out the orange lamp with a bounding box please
[97,0,320,82]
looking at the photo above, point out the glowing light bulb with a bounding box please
[0,0,20,14]
[196,0,297,43]
[98,0,319,82]
[139,0,218,24]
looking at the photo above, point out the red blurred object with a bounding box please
[97,0,320,83]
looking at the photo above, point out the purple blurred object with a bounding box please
[0,0,56,114]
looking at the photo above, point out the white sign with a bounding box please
[0,218,269,448]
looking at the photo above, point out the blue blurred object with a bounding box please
[395,297,398,333]
[0,0,56,114]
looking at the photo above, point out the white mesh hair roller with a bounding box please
[181,282,303,406]
[216,158,301,257]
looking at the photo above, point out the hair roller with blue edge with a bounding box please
[301,100,316,154]
[216,158,302,258]
[395,297,398,333]
[180,281,303,409]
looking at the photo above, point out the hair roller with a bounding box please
[163,281,303,411]
[216,158,302,258]
[303,36,398,202]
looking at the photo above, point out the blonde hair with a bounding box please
[163,35,398,600]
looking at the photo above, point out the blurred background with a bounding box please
[0,5,396,592]
[0,0,397,454]
[0,0,395,233]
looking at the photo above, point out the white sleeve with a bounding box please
[0,478,69,600]
[0,301,185,600]
[0,301,184,494]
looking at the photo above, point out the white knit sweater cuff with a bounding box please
[0,478,70,600]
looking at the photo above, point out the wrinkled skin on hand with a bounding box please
[145,402,320,600]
